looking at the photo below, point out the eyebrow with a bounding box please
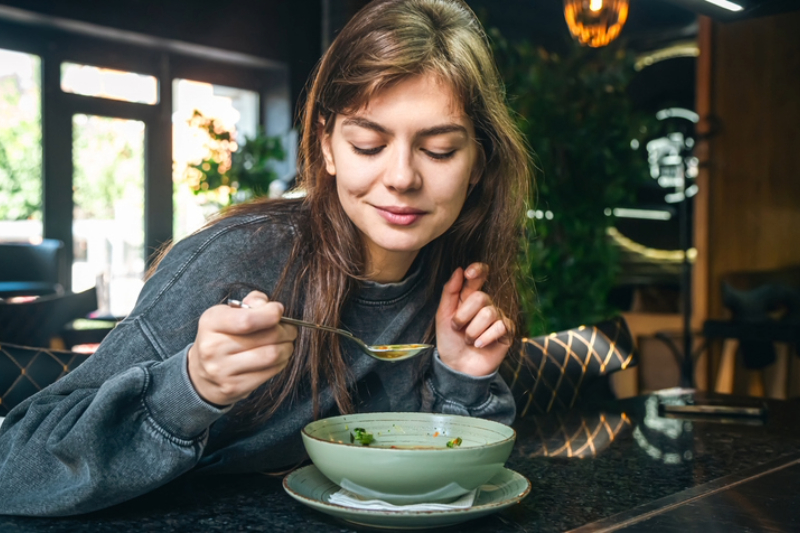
[341,117,468,138]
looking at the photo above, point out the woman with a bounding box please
[0,0,529,516]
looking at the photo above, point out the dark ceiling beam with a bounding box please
[0,4,283,69]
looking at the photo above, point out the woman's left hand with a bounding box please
[435,263,514,377]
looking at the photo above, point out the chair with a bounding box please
[705,267,800,398]
[0,343,91,416]
[0,239,66,298]
[501,316,637,416]
[0,288,99,348]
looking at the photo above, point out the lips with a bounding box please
[374,205,426,226]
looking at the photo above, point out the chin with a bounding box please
[372,234,429,254]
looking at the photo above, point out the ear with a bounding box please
[319,121,337,176]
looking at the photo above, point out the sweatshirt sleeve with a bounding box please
[0,319,228,517]
[424,350,516,425]
[0,214,307,516]
[0,215,294,517]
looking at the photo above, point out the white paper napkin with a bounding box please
[328,488,478,511]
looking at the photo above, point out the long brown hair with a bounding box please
[190,0,529,423]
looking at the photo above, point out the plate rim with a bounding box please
[282,464,531,517]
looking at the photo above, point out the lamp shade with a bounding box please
[564,0,630,47]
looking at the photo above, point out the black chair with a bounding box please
[0,288,99,348]
[501,316,637,416]
[0,343,91,416]
[0,239,66,298]
[704,267,800,397]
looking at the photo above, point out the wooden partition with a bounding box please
[694,12,800,324]
[693,12,800,396]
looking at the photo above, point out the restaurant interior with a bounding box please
[0,0,799,530]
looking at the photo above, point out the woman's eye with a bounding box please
[352,145,384,156]
[424,149,456,161]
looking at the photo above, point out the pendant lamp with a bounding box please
[564,0,629,48]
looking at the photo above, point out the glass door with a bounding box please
[0,48,42,242]
[72,115,146,317]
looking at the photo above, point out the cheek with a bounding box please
[335,164,376,198]
[430,164,472,208]
[331,147,377,197]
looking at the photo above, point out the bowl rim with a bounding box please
[301,412,516,450]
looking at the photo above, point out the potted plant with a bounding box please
[491,31,658,335]
[187,110,285,206]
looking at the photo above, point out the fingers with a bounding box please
[451,290,514,348]
[190,290,297,405]
[205,291,294,340]
[241,291,270,308]
[198,341,294,380]
[437,267,464,319]
[451,290,492,330]
[472,316,514,349]
[193,347,292,405]
[460,263,489,302]
[462,304,499,343]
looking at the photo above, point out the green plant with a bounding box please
[188,110,285,205]
[0,73,42,221]
[491,31,658,336]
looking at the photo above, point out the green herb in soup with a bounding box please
[350,427,375,446]
[446,437,463,448]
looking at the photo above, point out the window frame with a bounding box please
[0,17,289,290]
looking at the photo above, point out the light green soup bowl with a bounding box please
[301,412,516,505]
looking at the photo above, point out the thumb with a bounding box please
[437,268,464,319]
[242,290,271,308]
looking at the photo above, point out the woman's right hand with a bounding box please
[187,291,297,407]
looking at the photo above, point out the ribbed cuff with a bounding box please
[143,345,230,441]
[430,351,497,408]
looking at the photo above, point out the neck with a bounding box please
[365,248,420,283]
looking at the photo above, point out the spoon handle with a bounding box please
[227,300,360,342]
[279,316,358,341]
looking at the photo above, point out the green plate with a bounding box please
[283,465,531,530]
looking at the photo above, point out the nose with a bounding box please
[383,145,421,192]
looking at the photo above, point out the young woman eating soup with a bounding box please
[0,0,530,516]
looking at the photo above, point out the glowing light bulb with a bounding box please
[564,0,629,48]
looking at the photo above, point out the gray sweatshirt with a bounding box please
[0,211,515,516]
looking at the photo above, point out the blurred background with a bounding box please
[0,0,798,396]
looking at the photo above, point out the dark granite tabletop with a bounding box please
[3,391,800,532]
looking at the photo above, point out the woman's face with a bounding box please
[321,73,479,282]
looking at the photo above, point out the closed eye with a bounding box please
[423,149,456,161]
[351,144,384,156]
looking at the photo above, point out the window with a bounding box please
[0,48,42,242]
[172,79,259,239]
[61,62,158,105]
[72,115,145,316]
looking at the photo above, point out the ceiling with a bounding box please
[467,0,800,52]
[466,0,699,52]
[660,0,800,20]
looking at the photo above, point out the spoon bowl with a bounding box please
[227,300,432,362]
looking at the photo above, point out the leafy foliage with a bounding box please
[72,116,144,221]
[490,31,658,335]
[188,110,285,205]
[0,73,42,221]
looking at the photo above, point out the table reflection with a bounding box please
[516,411,632,459]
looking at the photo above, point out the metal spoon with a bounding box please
[226,299,432,362]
